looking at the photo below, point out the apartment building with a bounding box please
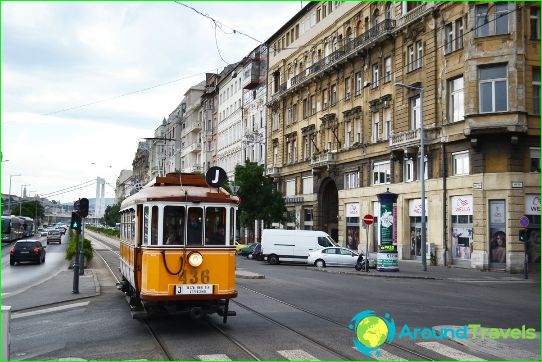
[241,45,268,167]
[180,81,206,173]
[217,62,244,179]
[266,1,540,272]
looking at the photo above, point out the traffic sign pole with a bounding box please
[362,215,374,272]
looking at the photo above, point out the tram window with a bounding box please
[187,207,203,245]
[130,210,135,243]
[230,208,236,245]
[205,207,226,245]
[163,206,185,245]
[143,206,149,245]
[151,206,158,245]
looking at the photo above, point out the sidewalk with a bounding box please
[309,259,541,281]
[2,267,100,312]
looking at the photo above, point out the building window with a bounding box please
[533,68,540,114]
[286,179,296,196]
[345,121,352,148]
[531,7,540,40]
[371,111,379,143]
[372,64,379,88]
[475,3,509,37]
[303,136,310,159]
[531,148,541,172]
[331,84,337,105]
[273,144,278,165]
[272,112,280,130]
[416,41,423,69]
[373,161,391,185]
[404,159,414,182]
[345,77,352,100]
[384,57,392,83]
[411,95,421,130]
[303,98,308,118]
[310,95,316,115]
[448,76,464,122]
[302,176,313,194]
[286,107,292,126]
[452,151,470,176]
[322,88,329,109]
[408,45,415,72]
[418,155,428,180]
[445,18,464,53]
[479,64,508,113]
[383,107,391,140]
[344,171,360,189]
[292,104,298,123]
[355,72,362,96]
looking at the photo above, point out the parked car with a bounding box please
[40,229,48,237]
[249,243,263,261]
[10,239,46,265]
[234,240,248,253]
[239,242,258,257]
[47,229,62,244]
[307,247,375,268]
[261,229,337,265]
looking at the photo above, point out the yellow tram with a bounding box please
[118,172,239,322]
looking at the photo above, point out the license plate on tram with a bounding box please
[175,285,213,295]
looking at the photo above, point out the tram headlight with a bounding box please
[188,252,203,267]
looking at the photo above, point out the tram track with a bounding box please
[238,285,435,361]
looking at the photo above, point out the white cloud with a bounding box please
[1,1,302,202]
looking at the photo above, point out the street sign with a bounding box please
[206,166,228,188]
[519,215,530,228]
[363,214,374,225]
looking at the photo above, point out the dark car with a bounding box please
[239,243,258,257]
[10,239,46,265]
[249,243,264,261]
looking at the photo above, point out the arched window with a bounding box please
[356,21,363,37]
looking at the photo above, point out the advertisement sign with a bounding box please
[346,203,360,217]
[377,191,398,272]
[451,195,473,215]
[490,201,505,224]
[408,198,429,217]
[525,195,541,215]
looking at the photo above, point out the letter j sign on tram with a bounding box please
[363,214,374,225]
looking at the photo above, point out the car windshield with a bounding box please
[48,230,60,234]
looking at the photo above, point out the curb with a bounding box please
[307,266,441,280]
[236,272,265,279]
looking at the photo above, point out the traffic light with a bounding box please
[519,229,527,242]
[79,198,89,218]
[70,212,82,232]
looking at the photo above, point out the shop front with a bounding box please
[525,194,540,267]
[408,199,428,260]
[488,200,507,270]
[345,203,360,251]
[451,195,474,267]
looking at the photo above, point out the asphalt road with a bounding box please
[5,234,540,361]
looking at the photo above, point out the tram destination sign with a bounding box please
[206,166,228,188]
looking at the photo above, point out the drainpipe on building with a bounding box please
[441,143,448,266]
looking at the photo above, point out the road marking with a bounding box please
[351,346,406,360]
[417,341,485,360]
[12,301,90,319]
[277,349,318,360]
[197,354,231,360]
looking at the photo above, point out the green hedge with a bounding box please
[86,225,120,238]
[65,229,94,262]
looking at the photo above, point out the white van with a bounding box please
[261,229,337,265]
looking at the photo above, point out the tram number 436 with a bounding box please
[180,269,210,284]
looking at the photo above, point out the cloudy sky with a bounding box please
[1,1,302,204]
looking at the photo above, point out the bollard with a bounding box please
[2,305,11,360]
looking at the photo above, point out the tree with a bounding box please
[11,201,45,220]
[234,161,286,241]
[102,203,121,226]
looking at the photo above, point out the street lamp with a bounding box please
[395,82,427,271]
[8,174,21,216]
[20,184,30,216]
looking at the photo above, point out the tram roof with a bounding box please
[120,173,239,210]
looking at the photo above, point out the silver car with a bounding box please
[308,247,372,268]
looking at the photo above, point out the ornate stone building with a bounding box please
[265,1,540,272]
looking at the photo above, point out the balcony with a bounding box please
[265,166,281,178]
[270,19,395,105]
[395,2,436,30]
[184,121,202,134]
[242,61,261,90]
[310,152,336,169]
[464,113,528,136]
[190,164,202,173]
[184,141,202,154]
[204,86,216,94]
[388,126,441,150]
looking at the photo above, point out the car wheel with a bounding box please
[315,259,326,268]
[43,256,46,263]
[247,254,253,260]
[268,255,279,265]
